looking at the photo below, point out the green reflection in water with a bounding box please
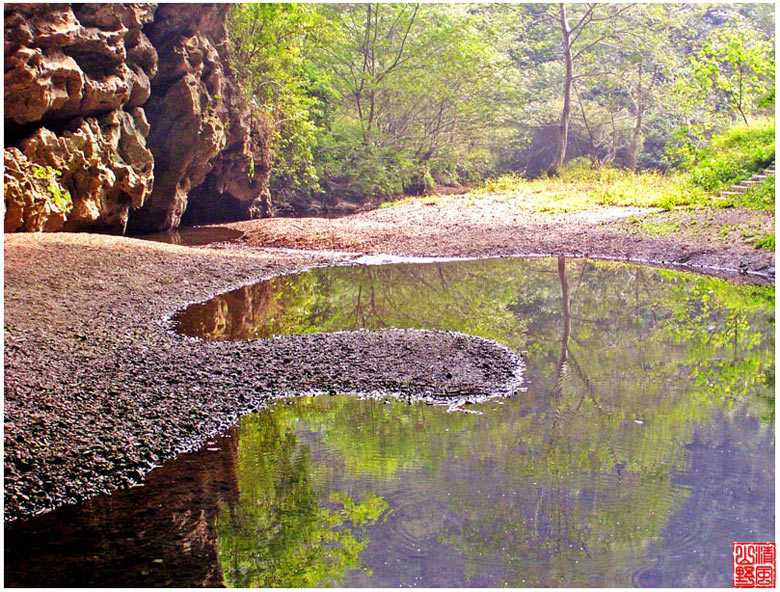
[215,406,390,588]
[207,258,773,587]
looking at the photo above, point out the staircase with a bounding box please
[718,163,775,199]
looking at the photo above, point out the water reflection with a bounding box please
[215,409,390,588]
[136,226,243,246]
[4,431,240,587]
[5,258,775,587]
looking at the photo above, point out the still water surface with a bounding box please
[5,257,775,587]
[136,225,243,246]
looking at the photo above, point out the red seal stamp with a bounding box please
[734,542,776,588]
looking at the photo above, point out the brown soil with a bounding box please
[228,193,774,283]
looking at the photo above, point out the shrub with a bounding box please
[733,176,775,211]
[686,118,775,192]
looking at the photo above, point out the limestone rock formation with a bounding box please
[125,4,229,233]
[4,148,70,232]
[19,109,154,233]
[4,3,157,125]
[4,3,272,234]
[183,74,273,225]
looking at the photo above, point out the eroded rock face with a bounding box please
[4,3,157,126]
[183,98,273,225]
[125,4,229,233]
[18,109,155,234]
[4,3,272,234]
[126,3,272,232]
[3,148,70,232]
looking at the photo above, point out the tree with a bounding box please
[544,3,636,175]
[690,25,774,125]
[227,4,327,198]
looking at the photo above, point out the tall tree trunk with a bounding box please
[626,62,644,170]
[736,65,749,125]
[549,3,573,176]
[628,63,659,169]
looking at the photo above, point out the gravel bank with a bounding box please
[5,194,774,522]
[228,194,774,283]
[4,234,522,522]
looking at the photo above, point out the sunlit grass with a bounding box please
[730,176,775,211]
[753,234,775,250]
[471,167,708,212]
[378,119,774,214]
[379,167,774,214]
[378,195,441,209]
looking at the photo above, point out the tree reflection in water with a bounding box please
[205,257,772,586]
[6,258,774,587]
[215,409,390,587]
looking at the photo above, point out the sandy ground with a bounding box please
[228,193,774,282]
[3,197,774,521]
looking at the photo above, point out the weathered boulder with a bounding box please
[16,109,154,234]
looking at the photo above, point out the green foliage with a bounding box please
[733,175,775,211]
[225,3,775,205]
[754,234,775,250]
[479,173,527,195]
[684,118,775,192]
[32,164,72,211]
[228,4,326,198]
[688,25,774,124]
[31,164,60,180]
[215,410,390,587]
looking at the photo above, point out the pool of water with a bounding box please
[135,226,243,246]
[5,257,775,587]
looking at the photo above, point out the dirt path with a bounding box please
[228,193,774,283]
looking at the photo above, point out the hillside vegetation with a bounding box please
[226,3,775,212]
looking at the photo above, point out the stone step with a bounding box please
[711,165,774,200]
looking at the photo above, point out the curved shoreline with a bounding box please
[4,234,521,522]
[3,203,774,522]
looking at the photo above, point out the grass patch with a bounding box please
[633,219,683,237]
[378,119,774,214]
[473,165,709,212]
[753,234,775,250]
[728,176,775,211]
[686,118,775,193]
